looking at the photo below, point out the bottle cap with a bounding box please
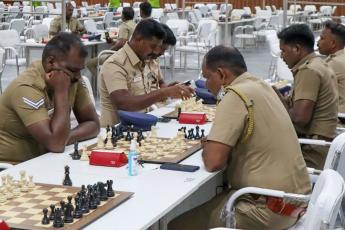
[130,139,136,151]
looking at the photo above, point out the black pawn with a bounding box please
[106,180,115,197]
[201,129,205,138]
[195,126,201,139]
[71,141,81,160]
[64,204,74,223]
[60,201,65,217]
[98,182,108,201]
[67,196,74,211]
[63,165,72,186]
[190,128,195,139]
[106,125,110,133]
[125,131,131,141]
[53,208,64,228]
[81,196,90,214]
[89,192,98,209]
[73,202,83,219]
[49,204,55,221]
[41,208,50,225]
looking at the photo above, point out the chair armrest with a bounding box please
[3,46,19,56]
[298,138,331,146]
[224,187,310,227]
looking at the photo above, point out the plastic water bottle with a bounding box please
[128,139,138,176]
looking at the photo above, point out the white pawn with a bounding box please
[0,188,6,203]
[28,176,35,190]
[80,145,89,161]
[105,131,114,149]
[96,135,105,149]
[1,174,6,186]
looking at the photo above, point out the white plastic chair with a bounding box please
[84,19,98,34]
[95,50,116,98]
[167,12,178,20]
[27,24,49,42]
[206,4,217,11]
[0,47,5,93]
[7,6,20,20]
[82,76,96,106]
[96,12,114,30]
[243,7,252,15]
[151,8,164,21]
[289,4,302,12]
[0,30,26,75]
[133,2,141,8]
[256,10,272,21]
[22,5,31,20]
[254,6,261,14]
[233,25,256,49]
[42,17,53,30]
[220,4,232,15]
[171,4,177,10]
[199,5,209,17]
[215,169,345,229]
[70,1,76,8]
[9,19,26,36]
[166,19,189,38]
[304,5,317,13]
[265,6,272,13]
[230,9,245,19]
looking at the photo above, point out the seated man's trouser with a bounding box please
[300,134,331,170]
[168,189,301,230]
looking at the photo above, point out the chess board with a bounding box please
[81,137,202,164]
[163,99,216,121]
[0,183,133,230]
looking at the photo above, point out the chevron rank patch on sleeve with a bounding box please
[22,97,45,109]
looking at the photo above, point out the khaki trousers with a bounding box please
[168,190,298,230]
[301,144,329,170]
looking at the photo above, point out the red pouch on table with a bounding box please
[89,151,128,167]
[178,113,207,125]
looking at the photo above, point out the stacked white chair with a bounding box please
[0,47,5,93]
[0,29,26,75]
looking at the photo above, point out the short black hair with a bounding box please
[205,45,247,76]
[277,24,315,51]
[42,32,88,61]
[122,7,134,21]
[132,19,166,40]
[161,23,176,46]
[140,2,152,18]
[324,20,345,45]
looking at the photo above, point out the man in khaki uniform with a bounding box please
[99,19,194,127]
[49,3,86,36]
[168,46,311,230]
[318,20,345,113]
[86,7,136,83]
[0,33,100,163]
[145,23,177,90]
[276,24,338,170]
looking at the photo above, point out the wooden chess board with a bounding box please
[81,137,202,164]
[0,183,133,230]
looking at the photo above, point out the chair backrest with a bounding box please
[47,3,55,12]
[266,31,280,56]
[133,2,141,8]
[197,19,217,42]
[22,5,31,15]
[9,19,26,35]
[320,5,332,16]
[70,1,76,8]
[324,132,345,179]
[265,6,272,13]
[271,5,277,12]
[32,24,49,41]
[122,2,130,7]
[220,4,232,14]
[171,4,177,10]
[231,9,245,18]
[303,169,345,229]
[151,8,164,20]
[0,30,20,48]
[207,4,217,11]
[81,76,95,106]
[166,19,189,36]
[289,4,302,12]
[22,1,30,6]
[167,12,178,20]
[256,10,272,20]
[193,9,202,21]
[243,7,251,15]
[254,6,261,14]
[81,1,88,7]
[304,5,317,13]
[84,19,98,34]
[116,6,123,14]
[54,2,61,9]
[199,5,209,17]
[194,3,205,9]
[103,12,113,28]
[276,57,293,81]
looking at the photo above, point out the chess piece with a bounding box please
[105,131,114,149]
[41,208,50,225]
[73,202,83,219]
[20,180,28,192]
[81,195,90,214]
[71,141,81,160]
[49,204,55,221]
[201,129,205,138]
[63,165,72,186]
[80,145,89,161]
[106,180,115,197]
[195,126,201,139]
[98,182,108,201]
[60,200,66,217]
[19,170,27,185]
[89,192,98,209]
[67,196,74,211]
[106,125,110,134]
[63,203,74,223]
[53,208,64,228]
[96,135,105,149]
[1,175,6,186]
[28,175,35,190]
[125,131,131,141]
